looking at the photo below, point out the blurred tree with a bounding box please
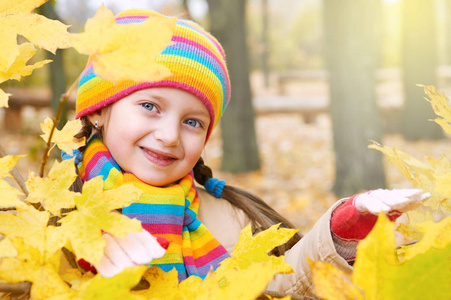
[446,0,451,65]
[323,0,386,197]
[261,0,269,87]
[39,1,68,129]
[205,0,260,172]
[401,0,443,140]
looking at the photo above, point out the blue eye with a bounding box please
[185,119,200,127]
[141,102,155,111]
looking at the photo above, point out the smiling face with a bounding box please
[88,87,210,187]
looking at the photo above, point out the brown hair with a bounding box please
[71,118,302,255]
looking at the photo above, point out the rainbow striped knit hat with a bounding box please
[75,9,231,140]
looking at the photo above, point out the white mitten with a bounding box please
[353,188,430,215]
[96,230,169,278]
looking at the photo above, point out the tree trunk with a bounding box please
[261,0,269,87]
[206,0,261,172]
[401,0,443,140]
[324,0,386,197]
[39,1,68,129]
[445,0,451,65]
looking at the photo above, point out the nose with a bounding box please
[153,118,180,147]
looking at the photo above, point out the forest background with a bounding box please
[2,0,451,233]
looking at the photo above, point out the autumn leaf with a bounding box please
[133,267,180,299]
[40,118,86,156]
[401,216,451,260]
[0,88,10,107]
[58,177,144,265]
[0,237,71,300]
[228,223,296,274]
[134,225,297,300]
[0,0,70,72]
[0,42,51,83]
[0,154,24,178]
[352,213,451,299]
[0,205,67,257]
[25,159,78,214]
[0,0,47,13]
[308,258,363,300]
[0,237,18,258]
[369,141,451,216]
[70,5,175,83]
[421,85,451,134]
[396,223,424,242]
[50,266,147,300]
[59,268,95,291]
[0,178,25,208]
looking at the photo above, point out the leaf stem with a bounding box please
[39,76,80,177]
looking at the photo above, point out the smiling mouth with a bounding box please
[141,147,177,167]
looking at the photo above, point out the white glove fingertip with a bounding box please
[97,256,121,278]
[103,234,136,270]
[143,235,167,259]
[368,202,391,214]
[420,192,431,202]
[119,233,151,265]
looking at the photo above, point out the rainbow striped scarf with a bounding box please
[79,136,230,281]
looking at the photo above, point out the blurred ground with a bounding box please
[2,72,451,233]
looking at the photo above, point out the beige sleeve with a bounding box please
[266,198,353,298]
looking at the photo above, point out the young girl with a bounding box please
[68,9,429,298]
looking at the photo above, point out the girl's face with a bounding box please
[90,87,210,187]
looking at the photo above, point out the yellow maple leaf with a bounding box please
[0,237,71,300]
[228,223,296,274]
[422,85,451,134]
[396,223,424,242]
[308,258,363,300]
[133,267,180,299]
[352,213,400,297]
[50,266,147,300]
[369,141,432,188]
[352,213,451,299]
[40,118,86,156]
[0,237,18,258]
[401,216,451,260]
[0,0,47,14]
[0,178,25,209]
[0,42,51,83]
[58,177,144,265]
[25,159,78,214]
[70,5,175,83]
[0,0,70,72]
[0,205,67,257]
[0,154,24,179]
[59,268,95,291]
[0,88,11,107]
[135,225,297,300]
[369,141,451,217]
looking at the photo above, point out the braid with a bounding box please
[69,116,97,193]
[193,158,302,256]
[193,157,212,185]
